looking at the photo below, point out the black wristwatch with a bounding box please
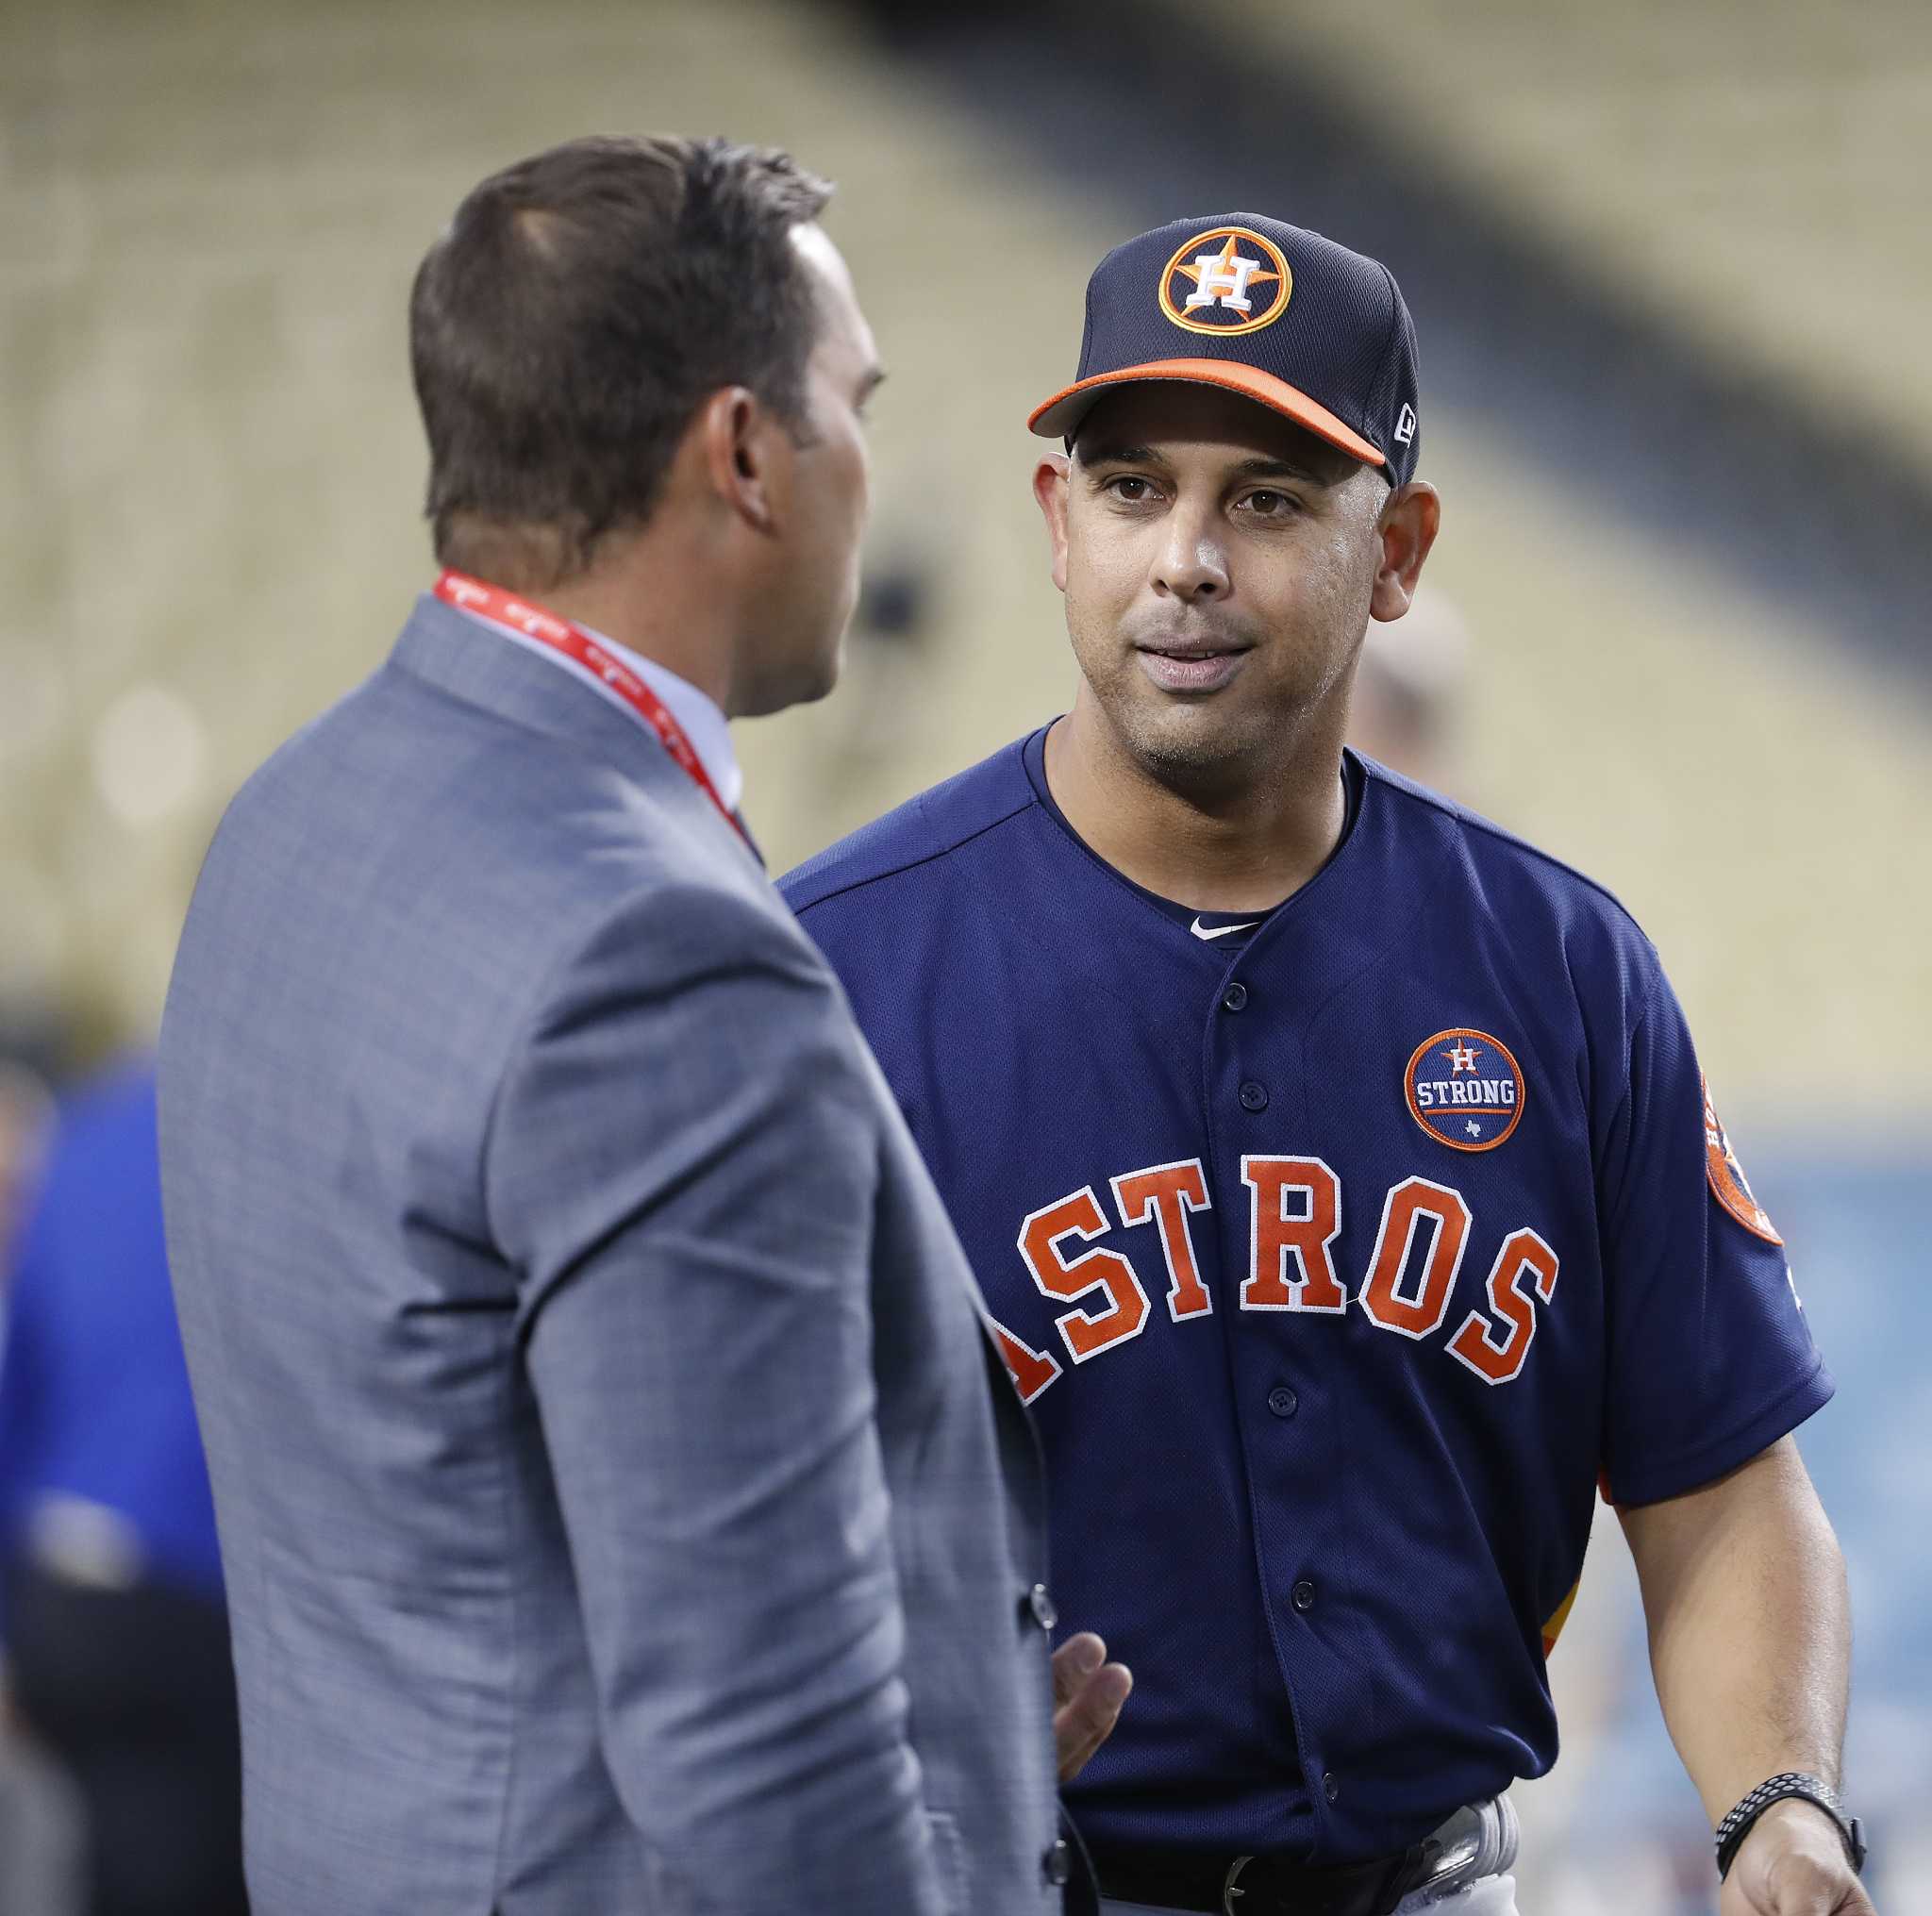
[1715,1773,1866,1881]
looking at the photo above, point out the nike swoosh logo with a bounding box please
[1190,915,1260,941]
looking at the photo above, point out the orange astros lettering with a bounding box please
[1016,1187,1152,1362]
[989,1316,1062,1404]
[1447,1229,1560,1386]
[1112,1159,1214,1320]
[994,1158,1560,1404]
[1240,1157,1347,1312]
[1360,1177,1470,1340]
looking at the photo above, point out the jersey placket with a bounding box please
[1196,904,1370,1846]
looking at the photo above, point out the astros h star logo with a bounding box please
[1158,225,1293,337]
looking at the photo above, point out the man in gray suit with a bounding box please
[159,135,1127,1916]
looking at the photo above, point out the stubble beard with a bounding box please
[1093,669,1307,809]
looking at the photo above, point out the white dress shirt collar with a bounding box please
[592,630,742,817]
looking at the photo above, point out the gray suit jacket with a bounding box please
[158,594,1063,1915]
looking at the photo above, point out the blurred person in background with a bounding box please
[1343,584,1469,796]
[0,1058,53,1260]
[0,1047,83,1916]
[0,1058,245,1916]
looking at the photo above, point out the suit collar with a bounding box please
[437,594,743,816]
[391,591,658,774]
[388,592,759,865]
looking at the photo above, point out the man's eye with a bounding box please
[1107,475,1156,503]
[1243,490,1296,516]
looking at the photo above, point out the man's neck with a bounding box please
[539,565,734,715]
[1043,694,1349,914]
[446,509,735,714]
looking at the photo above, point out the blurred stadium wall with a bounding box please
[2,1,1926,1908]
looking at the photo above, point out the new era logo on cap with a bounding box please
[1028,211,1423,488]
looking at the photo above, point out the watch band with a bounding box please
[1715,1772,1866,1880]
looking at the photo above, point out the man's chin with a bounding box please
[731,641,843,721]
[1120,690,1245,755]
[797,640,844,708]
[1108,693,1277,791]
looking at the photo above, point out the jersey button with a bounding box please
[1267,1385,1298,1419]
[1238,1080,1268,1112]
[1291,1578,1316,1613]
[1324,1771,1340,1805]
[1042,1839,1073,1887]
[1221,981,1249,1012]
[1024,1583,1058,1631]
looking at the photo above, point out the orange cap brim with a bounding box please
[1026,357,1385,467]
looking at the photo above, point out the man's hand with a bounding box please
[1721,1801,1875,1916]
[1622,1441,1869,1914]
[1052,1632,1132,1783]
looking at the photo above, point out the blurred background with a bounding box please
[1,0,1926,1908]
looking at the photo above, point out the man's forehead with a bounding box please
[1073,383,1361,482]
[791,221,850,294]
[793,223,875,364]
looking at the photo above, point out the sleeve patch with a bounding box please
[1702,1075,1783,1245]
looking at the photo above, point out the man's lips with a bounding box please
[1134,640,1251,692]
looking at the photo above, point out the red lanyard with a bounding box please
[433,569,745,844]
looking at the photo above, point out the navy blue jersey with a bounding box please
[779,728,1831,1865]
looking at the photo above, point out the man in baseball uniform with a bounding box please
[781,215,1873,1916]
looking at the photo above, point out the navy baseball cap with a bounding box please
[1027,212,1422,487]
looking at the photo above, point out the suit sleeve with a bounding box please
[1595,952,1833,1508]
[485,884,947,1916]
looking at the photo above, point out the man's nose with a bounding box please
[1153,519,1230,603]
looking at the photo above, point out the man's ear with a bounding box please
[695,386,787,536]
[1033,454,1072,595]
[1370,479,1441,623]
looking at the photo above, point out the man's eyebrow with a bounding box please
[1075,442,1343,485]
[1075,441,1165,469]
[1228,453,1342,486]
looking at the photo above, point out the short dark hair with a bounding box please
[409,134,834,588]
